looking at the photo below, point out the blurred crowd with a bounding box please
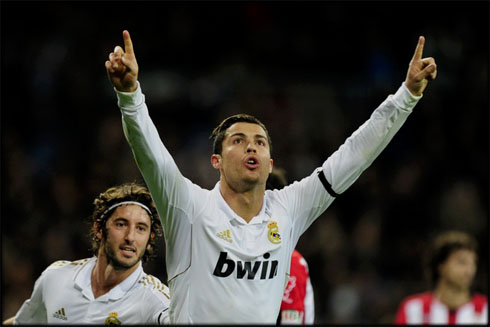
[2,2,488,324]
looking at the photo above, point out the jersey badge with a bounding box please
[217,229,232,243]
[105,312,121,325]
[267,221,281,244]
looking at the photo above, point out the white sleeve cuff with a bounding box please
[391,82,423,112]
[115,81,144,109]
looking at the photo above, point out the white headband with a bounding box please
[101,201,153,220]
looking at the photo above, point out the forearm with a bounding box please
[322,82,422,194]
[116,83,190,217]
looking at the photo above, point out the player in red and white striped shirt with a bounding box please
[280,249,315,324]
[394,231,487,325]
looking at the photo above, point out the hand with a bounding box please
[404,36,437,97]
[105,30,139,92]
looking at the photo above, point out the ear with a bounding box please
[269,158,274,174]
[211,154,222,170]
[93,222,102,241]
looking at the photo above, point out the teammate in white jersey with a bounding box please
[394,231,487,324]
[3,183,171,325]
[104,30,437,323]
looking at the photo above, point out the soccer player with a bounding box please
[105,30,437,323]
[280,249,315,325]
[3,183,170,325]
[267,168,315,325]
[394,231,488,325]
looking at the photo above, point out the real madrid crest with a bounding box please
[105,312,121,325]
[267,221,281,244]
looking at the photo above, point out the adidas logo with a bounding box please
[53,307,67,321]
[216,229,232,243]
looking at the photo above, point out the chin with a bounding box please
[112,255,140,270]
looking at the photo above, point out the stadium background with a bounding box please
[1,1,488,323]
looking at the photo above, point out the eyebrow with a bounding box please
[113,217,150,228]
[229,132,267,140]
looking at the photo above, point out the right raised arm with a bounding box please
[107,31,197,279]
[105,30,139,92]
[106,31,192,217]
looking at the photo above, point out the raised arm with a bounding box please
[281,37,437,239]
[104,30,194,215]
[322,36,438,193]
[105,31,199,281]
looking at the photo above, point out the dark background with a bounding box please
[2,1,488,323]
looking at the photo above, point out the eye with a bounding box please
[233,138,242,144]
[137,226,147,232]
[115,221,125,228]
[257,140,265,146]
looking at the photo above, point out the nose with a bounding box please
[125,225,136,243]
[246,142,257,153]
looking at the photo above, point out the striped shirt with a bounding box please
[394,291,487,324]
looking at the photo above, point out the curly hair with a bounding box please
[89,182,163,262]
[424,230,478,286]
[209,113,272,156]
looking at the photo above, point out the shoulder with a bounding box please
[399,291,433,307]
[471,293,488,312]
[44,258,91,276]
[472,293,488,302]
[137,274,171,302]
[47,258,90,269]
[37,258,91,285]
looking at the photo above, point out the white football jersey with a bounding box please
[117,82,420,323]
[14,257,170,324]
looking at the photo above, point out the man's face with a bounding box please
[439,249,477,290]
[213,122,273,191]
[99,204,152,271]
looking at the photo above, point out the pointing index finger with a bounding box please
[412,36,425,61]
[123,30,135,55]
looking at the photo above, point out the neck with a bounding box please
[91,253,138,299]
[219,178,265,223]
[434,280,471,309]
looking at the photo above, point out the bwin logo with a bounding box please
[213,252,278,279]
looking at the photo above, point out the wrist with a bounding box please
[115,81,143,108]
[404,80,423,97]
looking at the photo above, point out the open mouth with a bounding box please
[244,156,259,169]
[120,246,136,257]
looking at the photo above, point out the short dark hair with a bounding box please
[89,182,163,262]
[424,230,478,286]
[209,114,272,155]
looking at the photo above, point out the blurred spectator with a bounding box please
[394,231,487,324]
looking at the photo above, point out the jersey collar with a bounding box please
[74,256,143,301]
[215,182,272,225]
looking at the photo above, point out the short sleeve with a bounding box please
[14,272,48,324]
